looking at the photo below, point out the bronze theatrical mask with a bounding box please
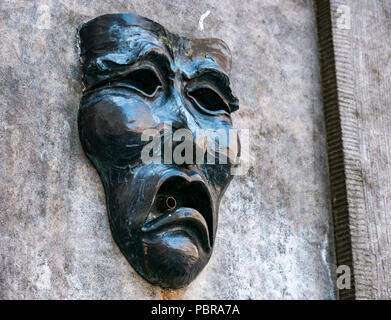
[77,13,239,288]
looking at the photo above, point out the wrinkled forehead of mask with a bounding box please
[78,13,233,90]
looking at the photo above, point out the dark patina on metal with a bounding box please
[77,13,239,288]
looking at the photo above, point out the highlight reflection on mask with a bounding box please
[77,13,239,288]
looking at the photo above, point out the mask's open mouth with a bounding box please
[142,175,214,251]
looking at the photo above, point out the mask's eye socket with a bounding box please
[120,68,162,97]
[188,87,231,116]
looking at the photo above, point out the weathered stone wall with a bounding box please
[0,0,335,299]
[349,0,391,299]
[316,0,391,299]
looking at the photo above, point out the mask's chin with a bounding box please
[104,163,215,288]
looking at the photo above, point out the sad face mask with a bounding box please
[77,13,239,288]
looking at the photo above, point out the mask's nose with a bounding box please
[164,88,207,165]
[169,88,195,129]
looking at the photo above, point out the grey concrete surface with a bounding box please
[349,0,391,299]
[325,0,391,299]
[0,0,335,299]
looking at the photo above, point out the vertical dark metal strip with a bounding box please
[314,0,355,300]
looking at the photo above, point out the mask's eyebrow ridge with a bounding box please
[137,48,175,80]
[186,67,239,112]
[83,46,175,90]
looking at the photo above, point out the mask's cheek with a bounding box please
[79,93,159,165]
[202,163,233,197]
